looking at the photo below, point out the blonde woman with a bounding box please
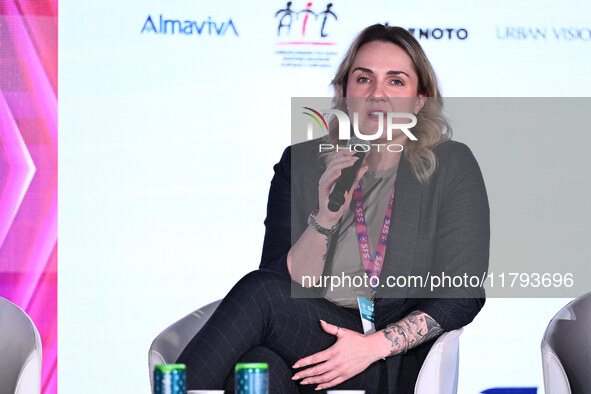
[178,24,489,394]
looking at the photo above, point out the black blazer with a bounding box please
[260,138,490,392]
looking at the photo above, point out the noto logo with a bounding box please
[302,107,418,152]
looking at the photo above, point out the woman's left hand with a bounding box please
[291,320,386,391]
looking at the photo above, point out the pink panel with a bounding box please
[0,0,58,393]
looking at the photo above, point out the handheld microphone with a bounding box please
[327,137,371,212]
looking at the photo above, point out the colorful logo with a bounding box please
[302,106,328,138]
[274,2,340,68]
[275,2,338,41]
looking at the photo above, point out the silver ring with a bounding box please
[336,326,340,336]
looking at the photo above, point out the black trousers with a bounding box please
[177,269,388,393]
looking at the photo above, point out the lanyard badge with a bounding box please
[353,180,396,334]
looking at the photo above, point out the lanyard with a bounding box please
[353,180,396,290]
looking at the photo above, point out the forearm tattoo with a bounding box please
[382,311,444,356]
[383,326,403,357]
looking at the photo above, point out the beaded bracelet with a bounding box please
[307,210,338,236]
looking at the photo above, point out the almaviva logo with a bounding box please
[141,14,239,36]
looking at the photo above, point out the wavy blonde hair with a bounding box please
[326,24,451,184]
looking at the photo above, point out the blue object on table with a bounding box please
[481,388,537,394]
[235,363,269,394]
[154,364,186,394]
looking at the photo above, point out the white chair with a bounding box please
[541,292,591,394]
[149,300,222,391]
[149,300,463,394]
[414,327,463,394]
[0,297,42,394]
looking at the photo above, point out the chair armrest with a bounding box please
[148,299,222,392]
[415,327,463,394]
[541,341,571,394]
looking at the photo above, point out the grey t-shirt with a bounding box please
[325,163,399,308]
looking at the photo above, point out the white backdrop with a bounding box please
[59,1,591,392]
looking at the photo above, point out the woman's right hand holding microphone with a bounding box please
[315,149,369,227]
[287,148,368,282]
